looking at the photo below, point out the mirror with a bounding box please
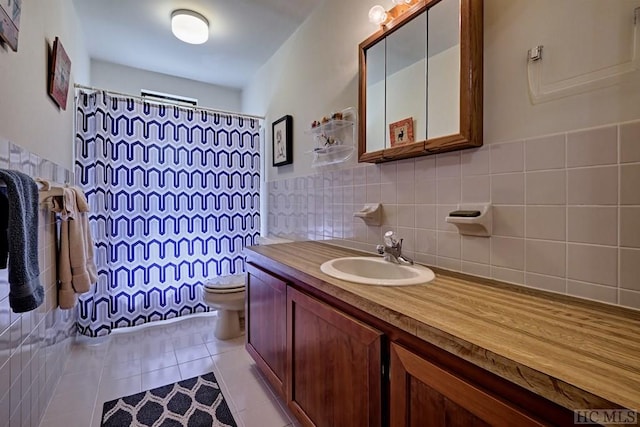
[359,0,483,163]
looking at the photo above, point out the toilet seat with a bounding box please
[203,282,245,294]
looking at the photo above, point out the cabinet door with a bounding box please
[390,343,546,427]
[246,264,287,398]
[287,287,383,427]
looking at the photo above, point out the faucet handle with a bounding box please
[376,244,385,255]
[384,230,398,247]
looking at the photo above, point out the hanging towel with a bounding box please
[52,186,97,309]
[0,189,8,268]
[0,169,44,313]
[73,186,98,285]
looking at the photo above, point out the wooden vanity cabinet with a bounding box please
[390,343,547,427]
[245,264,287,398]
[246,264,383,426]
[287,287,383,427]
[246,260,575,427]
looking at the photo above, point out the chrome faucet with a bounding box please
[376,231,414,265]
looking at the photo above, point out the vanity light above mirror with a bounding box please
[358,0,483,163]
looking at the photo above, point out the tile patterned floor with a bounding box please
[39,313,296,427]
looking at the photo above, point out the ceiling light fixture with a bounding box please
[171,10,209,45]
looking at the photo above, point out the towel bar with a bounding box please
[0,176,68,206]
[35,178,67,206]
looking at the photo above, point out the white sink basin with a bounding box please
[320,257,435,286]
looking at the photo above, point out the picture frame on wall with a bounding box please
[48,37,72,110]
[272,115,293,167]
[0,0,22,51]
[389,117,414,147]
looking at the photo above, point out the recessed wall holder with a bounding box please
[446,204,492,237]
[354,203,382,226]
[527,7,640,104]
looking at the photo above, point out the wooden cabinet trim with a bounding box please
[287,287,383,427]
[288,287,382,345]
[390,343,546,426]
[245,264,288,398]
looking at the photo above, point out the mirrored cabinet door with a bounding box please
[427,0,460,140]
[366,40,387,153]
[385,10,427,147]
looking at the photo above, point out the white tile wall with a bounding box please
[525,240,566,278]
[620,207,640,248]
[526,206,566,241]
[620,248,640,291]
[525,134,566,171]
[620,121,640,163]
[492,206,524,238]
[567,126,617,167]
[491,141,523,173]
[0,139,75,427]
[621,164,640,205]
[567,207,617,246]
[567,166,618,205]
[267,120,640,310]
[491,173,524,204]
[526,170,566,205]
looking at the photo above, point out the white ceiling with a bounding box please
[73,0,322,89]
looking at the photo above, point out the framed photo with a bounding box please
[389,117,414,147]
[0,0,21,51]
[272,115,293,167]
[48,37,72,110]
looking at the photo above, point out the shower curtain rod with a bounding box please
[74,84,265,121]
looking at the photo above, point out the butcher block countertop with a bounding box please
[245,241,640,414]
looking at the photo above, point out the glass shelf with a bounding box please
[306,107,357,168]
[310,145,355,167]
[306,119,354,134]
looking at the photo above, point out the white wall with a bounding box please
[0,0,90,170]
[0,2,88,425]
[242,0,380,182]
[244,0,640,179]
[485,0,640,143]
[250,0,640,308]
[91,60,242,112]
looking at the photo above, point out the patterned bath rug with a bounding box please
[101,372,237,427]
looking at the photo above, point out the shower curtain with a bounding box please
[74,91,260,337]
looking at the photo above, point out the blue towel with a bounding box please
[0,169,44,313]
[0,188,8,268]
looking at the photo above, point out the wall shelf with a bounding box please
[308,119,354,134]
[306,107,357,167]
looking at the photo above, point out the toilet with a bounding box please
[203,238,290,340]
[202,276,245,340]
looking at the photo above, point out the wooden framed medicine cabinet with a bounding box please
[358,0,483,163]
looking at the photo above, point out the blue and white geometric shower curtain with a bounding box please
[74,91,260,337]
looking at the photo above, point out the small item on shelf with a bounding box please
[324,136,337,146]
[321,116,330,124]
[331,112,343,120]
[311,120,320,129]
